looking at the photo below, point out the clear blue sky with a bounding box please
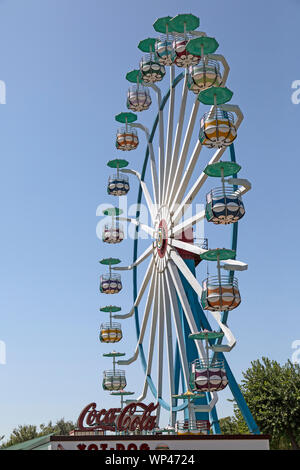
[0,0,299,439]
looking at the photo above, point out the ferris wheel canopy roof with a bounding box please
[107,159,129,169]
[103,351,126,357]
[186,36,219,56]
[189,330,224,340]
[204,161,241,178]
[169,14,200,33]
[198,86,233,105]
[99,257,121,266]
[200,248,236,261]
[115,112,137,124]
[153,16,175,34]
[102,207,123,217]
[100,306,122,313]
[138,37,157,53]
[126,69,143,84]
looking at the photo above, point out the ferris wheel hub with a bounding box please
[153,205,174,271]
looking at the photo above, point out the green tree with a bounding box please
[39,418,75,436]
[1,418,75,448]
[1,425,38,448]
[232,358,300,450]
[219,416,240,435]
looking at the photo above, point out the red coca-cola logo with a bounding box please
[77,402,158,432]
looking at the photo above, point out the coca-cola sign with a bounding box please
[77,402,158,432]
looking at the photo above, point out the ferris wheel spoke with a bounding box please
[161,274,176,426]
[169,103,215,211]
[172,146,227,224]
[136,274,160,402]
[173,105,244,224]
[156,274,165,423]
[148,84,165,205]
[167,97,200,206]
[112,243,154,271]
[164,70,189,204]
[117,216,155,238]
[167,260,206,360]
[117,271,157,365]
[170,141,202,212]
[165,270,190,391]
[120,168,156,222]
[167,260,219,412]
[132,123,159,205]
[169,250,236,350]
[172,210,205,237]
[162,66,176,203]
[169,238,206,256]
[113,258,154,319]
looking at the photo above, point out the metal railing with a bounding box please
[207,185,242,200]
[108,174,129,183]
[192,358,225,370]
[100,322,122,331]
[176,420,210,434]
[100,273,121,282]
[201,108,235,126]
[202,275,239,290]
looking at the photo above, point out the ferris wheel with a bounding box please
[99,13,259,435]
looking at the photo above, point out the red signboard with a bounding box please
[77,402,158,432]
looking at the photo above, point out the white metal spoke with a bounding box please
[167,98,200,206]
[173,105,244,224]
[172,210,205,237]
[118,271,157,365]
[172,146,227,224]
[161,273,176,426]
[169,238,207,256]
[165,270,190,391]
[132,122,159,205]
[167,261,205,360]
[121,169,156,222]
[167,260,219,412]
[114,258,154,319]
[162,65,175,203]
[117,216,155,238]
[113,243,154,271]
[170,141,202,212]
[149,84,165,206]
[169,250,236,350]
[156,274,164,423]
[164,70,189,204]
[137,274,160,402]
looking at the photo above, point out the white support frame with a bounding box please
[172,105,244,224]
[121,168,156,223]
[136,273,160,402]
[162,66,176,203]
[132,122,159,205]
[118,271,157,364]
[164,70,189,204]
[161,274,176,427]
[169,250,236,351]
[113,243,154,271]
[117,216,155,238]
[148,84,165,205]
[114,258,154,320]
[167,260,218,412]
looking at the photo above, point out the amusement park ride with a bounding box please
[98,13,257,437]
